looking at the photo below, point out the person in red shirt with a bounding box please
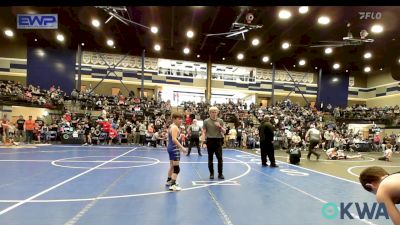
[108,128,118,145]
[180,129,186,147]
[63,112,71,122]
[185,114,192,126]
[99,119,111,133]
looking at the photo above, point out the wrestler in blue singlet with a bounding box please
[167,125,180,161]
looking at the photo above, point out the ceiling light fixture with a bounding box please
[251,38,260,46]
[325,48,333,54]
[107,39,114,46]
[183,47,190,54]
[91,19,100,28]
[150,26,159,34]
[371,24,384,34]
[364,52,372,59]
[154,44,161,51]
[318,16,330,25]
[299,6,309,14]
[282,42,290,49]
[278,9,292,19]
[4,29,14,37]
[186,30,194,38]
[333,63,340,69]
[56,34,64,42]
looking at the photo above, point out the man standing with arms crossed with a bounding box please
[202,107,225,179]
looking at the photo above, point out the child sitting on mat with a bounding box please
[378,144,393,162]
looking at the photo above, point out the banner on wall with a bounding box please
[81,51,158,70]
[256,68,314,83]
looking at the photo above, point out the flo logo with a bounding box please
[322,202,389,220]
[359,12,382,20]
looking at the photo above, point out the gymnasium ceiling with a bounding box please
[1,6,400,76]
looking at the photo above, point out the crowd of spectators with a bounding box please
[254,100,400,153]
[0,81,400,156]
[0,80,66,109]
[326,102,400,125]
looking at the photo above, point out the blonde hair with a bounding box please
[209,106,219,112]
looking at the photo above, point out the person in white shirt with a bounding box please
[305,124,321,160]
[241,131,247,149]
[291,132,302,147]
[324,129,334,149]
[96,99,103,108]
[8,122,15,138]
[285,129,293,148]
[228,127,237,148]
[378,144,393,162]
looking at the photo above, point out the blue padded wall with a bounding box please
[316,70,349,109]
[27,46,76,94]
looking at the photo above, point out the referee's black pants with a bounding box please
[188,136,201,155]
[206,138,223,175]
[260,141,276,165]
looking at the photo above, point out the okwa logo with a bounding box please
[322,202,389,220]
